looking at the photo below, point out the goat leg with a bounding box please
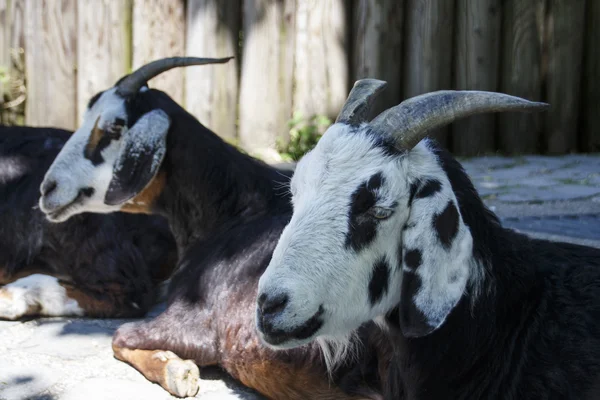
[112,344,200,398]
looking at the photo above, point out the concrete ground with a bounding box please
[1,154,599,400]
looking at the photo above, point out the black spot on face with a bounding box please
[399,271,435,337]
[409,179,442,205]
[433,201,460,249]
[345,172,385,251]
[368,257,390,305]
[416,180,442,199]
[404,249,422,269]
[80,187,95,197]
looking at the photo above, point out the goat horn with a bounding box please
[369,90,550,150]
[336,79,388,125]
[116,56,234,97]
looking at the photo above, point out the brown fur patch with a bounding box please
[0,288,13,301]
[120,172,167,214]
[0,267,48,285]
[85,117,103,157]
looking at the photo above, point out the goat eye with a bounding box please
[368,206,393,220]
[105,122,124,139]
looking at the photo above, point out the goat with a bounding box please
[38,58,385,399]
[257,79,600,399]
[0,124,177,319]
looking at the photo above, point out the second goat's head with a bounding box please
[256,80,549,349]
[39,57,232,222]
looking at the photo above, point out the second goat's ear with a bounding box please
[104,109,170,206]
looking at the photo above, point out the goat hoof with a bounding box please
[159,352,200,398]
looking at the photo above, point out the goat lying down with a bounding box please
[38,58,386,399]
[257,80,600,399]
[0,125,177,319]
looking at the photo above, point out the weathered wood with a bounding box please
[543,0,585,154]
[238,0,296,160]
[452,0,501,156]
[132,0,185,105]
[498,0,544,154]
[77,0,131,123]
[0,0,26,125]
[24,0,77,129]
[581,0,600,152]
[0,0,8,97]
[186,0,240,142]
[352,0,404,119]
[293,0,348,121]
[403,0,455,149]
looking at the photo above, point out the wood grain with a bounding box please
[25,0,77,129]
[186,0,240,142]
[77,0,131,123]
[452,0,501,156]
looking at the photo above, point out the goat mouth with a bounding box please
[43,194,83,222]
[258,305,325,347]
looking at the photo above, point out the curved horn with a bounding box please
[335,79,388,125]
[369,90,550,150]
[117,56,234,97]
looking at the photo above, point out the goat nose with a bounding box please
[41,180,58,196]
[258,292,289,316]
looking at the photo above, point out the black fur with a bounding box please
[108,89,383,399]
[382,142,600,399]
[403,249,422,270]
[415,179,442,199]
[368,256,390,305]
[0,125,177,318]
[433,200,459,249]
[346,172,385,252]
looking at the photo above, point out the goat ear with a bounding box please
[399,177,473,338]
[105,109,170,206]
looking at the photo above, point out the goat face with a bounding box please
[39,57,231,222]
[256,82,549,349]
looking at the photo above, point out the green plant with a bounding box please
[277,111,331,161]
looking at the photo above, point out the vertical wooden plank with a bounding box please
[2,0,26,125]
[77,0,131,124]
[132,0,185,105]
[582,0,600,151]
[25,0,77,130]
[498,0,544,154]
[293,0,349,121]
[352,0,404,119]
[403,0,455,149]
[452,0,501,156]
[186,0,240,142]
[238,0,296,161]
[0,0,8,99]
[544,0,585,154]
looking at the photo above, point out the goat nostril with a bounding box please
[259,293,289,316]
[42,180,57,196]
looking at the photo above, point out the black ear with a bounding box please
[399,177,473,338]
[105,109,170,206]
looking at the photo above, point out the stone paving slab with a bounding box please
[1,155,599,400]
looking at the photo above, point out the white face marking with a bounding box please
[39,88,127,222]
[0,274,84,320]
[257,124,476,348]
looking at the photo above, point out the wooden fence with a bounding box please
[0,0,598,158]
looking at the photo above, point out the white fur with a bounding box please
[39,88,127,221]
[257,124,479,352]
[0,274,84,320]
[39,88,169,222]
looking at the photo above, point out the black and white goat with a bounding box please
[257,80,600,399]
[38,58,384,399]
[0,124,177,319]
